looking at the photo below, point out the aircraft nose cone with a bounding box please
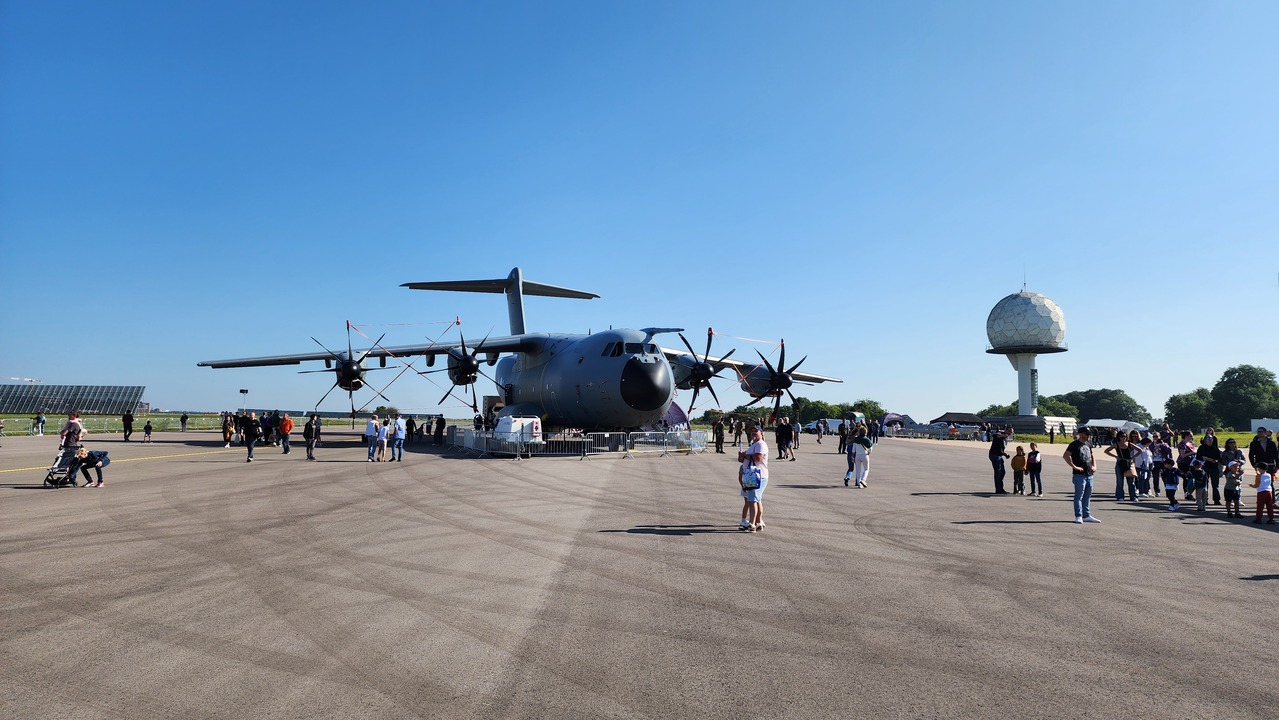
[620,357,672,412]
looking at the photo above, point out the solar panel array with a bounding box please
[0,384,145,415]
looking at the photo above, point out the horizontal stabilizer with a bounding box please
[401,267,597,335]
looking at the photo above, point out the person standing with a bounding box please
[301,414,317,460]
[391,414,406,461]
[35,412,46,436]
[434,416,446,445]
[122,411,134,442]
[1248,427,1278,472]
[1251,463,1275,524]
[1222,438,1246,517]
[244,412,261,462]
[375,419,390,462]
[278,413,294,455]
[1104,433,1136,501]
[60,410,85,449]
[1176,431,1197,500]
[713,418,725,454]
[180,413,189,432]
[737,425,770,532]
[1026,442,1044,497]
[837,420,848,454]
[222,413,234,448]
[1064,428,1100,523]
[1196,434,1222,505]
[405,416,417,445]
[1011,446,1028,495]
[142,420,153,443]
[365,414,379,461]
[988,427,1011,494]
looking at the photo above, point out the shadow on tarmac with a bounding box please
[600,525,741,536]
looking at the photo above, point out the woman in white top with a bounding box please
[738,425,770,532]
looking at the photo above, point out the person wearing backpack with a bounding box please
[303,414,318,461]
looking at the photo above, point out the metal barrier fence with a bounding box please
[0,416,223,436]
[452,430,709,459]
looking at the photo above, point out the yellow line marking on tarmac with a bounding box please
[0,448,235,474]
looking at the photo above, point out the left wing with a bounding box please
[198,335,539,369]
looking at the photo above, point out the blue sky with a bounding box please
[1,1,1274,420]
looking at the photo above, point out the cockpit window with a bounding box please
[624,343,641,354]
[622,342,659,355]
[612,343,624,357]
[601,343,614,357]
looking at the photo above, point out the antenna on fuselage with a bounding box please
[401,267,599,335]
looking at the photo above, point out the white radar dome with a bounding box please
[986,291,1067,353]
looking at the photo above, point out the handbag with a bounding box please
[1124,463,1137,479]
[741,463,763,490]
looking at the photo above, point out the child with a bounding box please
[1251,462,1275,524]
[1010,446,1027,495]
[1161,458,1180,511]
[1223,455,1244,518]
[1136,438,1154,497]
[1026,442,1043,497]
[1222,438,1246,518]
[1190,457,1208,512]
[142,420,153,443]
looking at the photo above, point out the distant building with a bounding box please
[0,384,146,415]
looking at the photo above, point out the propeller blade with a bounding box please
[678,333,698,360]
[785,388,799,407]
[470,383,479,413]
[706,382,721,407]
[688,386,701,415]
[755,350,776,376]
[717,348,736,364]
[311,337,341,360]
[298,369,332,374]
[315,380,341,408]
[346,321,354,359]
[778,341,785,377]
[438,385,456,407]
[356,333,386,364]
[772,395,783,422]
[785,356,808,375]
[703,328,713,362]
[744,395,765,408]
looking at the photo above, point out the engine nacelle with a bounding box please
[738,364,776,398]
[335,358,366,392]
[447,348,481,386]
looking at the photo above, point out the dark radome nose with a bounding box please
[620,358,672,412]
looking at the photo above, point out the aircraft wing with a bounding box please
[659,347,843,384]
[198,334,540,369]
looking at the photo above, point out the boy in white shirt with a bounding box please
[1251,462,1274,524]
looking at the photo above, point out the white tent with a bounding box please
[1083,419,1148,432]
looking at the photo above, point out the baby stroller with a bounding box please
[44,444,83,488]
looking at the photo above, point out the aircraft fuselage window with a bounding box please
[601,343,614,357]
[611,344,624,357]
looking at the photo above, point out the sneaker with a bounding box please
[95,482,103,487]
[755,522,766,531]
[1083,516,1101,523]
[247,457,253,462]
[1171,503,1180,511]
[738,520,751,530]
[844,478,849,487]
[224,443,230,448]
[1074,517,1083,524]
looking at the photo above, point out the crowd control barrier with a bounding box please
[451,430,708,460]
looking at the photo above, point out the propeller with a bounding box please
[433,329,494,413]
[746,339,807,424]
[302,322,395,420]
[676,327,736,414]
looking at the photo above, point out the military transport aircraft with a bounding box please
[198,268,842,430]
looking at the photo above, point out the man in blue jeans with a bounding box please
[1064,427,1100,524]
[365,414,379,462]
[391,414,407,462]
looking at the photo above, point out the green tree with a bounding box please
[373,405,400,417]
[977,401,1016,417]
[1210,365,1279,431]
[1164,388,1219,430]
[1055,389,1150,425]
[850,398,887,421]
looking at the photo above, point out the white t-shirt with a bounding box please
[742,440,770,480]
[1258,472,1273,494]
[365,419,378,436]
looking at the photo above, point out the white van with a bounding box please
[495,415,544,445]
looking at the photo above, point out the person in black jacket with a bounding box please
[989,427,1012,494]
[74,447,110,487]
[1196,434,1223,505]
[1249,428,1278,471]
[244,412,262,462]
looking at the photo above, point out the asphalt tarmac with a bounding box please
[2,429,1275,719]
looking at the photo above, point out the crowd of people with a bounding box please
[988,424,1279,525]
